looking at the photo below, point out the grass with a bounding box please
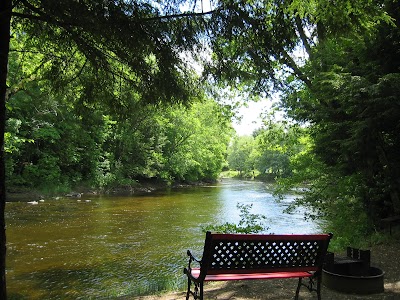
[104,276,186,299]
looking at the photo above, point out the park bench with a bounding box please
[183,231,332,300]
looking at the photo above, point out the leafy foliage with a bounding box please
[227,136,255,175]
[12,0,203,105]
[5,5,233,192]
[288,3,400,224]
[210,0,400,235]
[0,0,220,297]
[203,203,269,234]
[5,80,232,191]
[227,121,308,181]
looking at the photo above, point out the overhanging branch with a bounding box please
[281,50,312,88]
[13,0,218,27]
[295,16,312,57]
[144,9,217,21]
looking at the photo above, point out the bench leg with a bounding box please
[186,277,191,300]
[316,276,322,300]
[295,278,302,300]
[295,276,322,300]
[199,282,204,300]
[186,279,204,300]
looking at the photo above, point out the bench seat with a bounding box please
[190,268,314,281]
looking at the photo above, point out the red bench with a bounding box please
[184,231,332,300]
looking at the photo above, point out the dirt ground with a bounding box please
[131,242,400,300]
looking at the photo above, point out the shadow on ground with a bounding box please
[131,242,400,300]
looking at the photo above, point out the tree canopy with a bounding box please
[0,0,216,298]
[210,0,400,244]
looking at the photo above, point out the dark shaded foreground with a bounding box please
[130,242,400,300]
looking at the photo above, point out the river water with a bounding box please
[5,179,321,299]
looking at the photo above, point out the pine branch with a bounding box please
[13,0,217,27]
[295,16,312,57]
[281,50,312,88]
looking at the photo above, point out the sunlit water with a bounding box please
[6,179,321,299]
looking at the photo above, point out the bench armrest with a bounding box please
[183,250,202,278]
[186,250,201,263]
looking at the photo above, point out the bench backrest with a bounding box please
[200,231,332,277]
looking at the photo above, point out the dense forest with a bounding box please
[6,50,234,191]
[4,6,236,192]
[1,0,399,298]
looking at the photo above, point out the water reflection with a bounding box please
[6,179,320,299]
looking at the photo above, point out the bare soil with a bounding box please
[130,241,400,300]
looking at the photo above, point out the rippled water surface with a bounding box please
[6,179,321,299]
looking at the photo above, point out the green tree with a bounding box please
[253,120,306,179]
[206,0,399,232]
[227,135,255,176]
[203,203,268,233]
[0,2,11,294]
[0,0,212,297]
[162,100,233,182]
[6,47,233,189]
[279,1,400,225]
[6,34,233,191]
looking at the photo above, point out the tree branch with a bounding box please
[13,0,217,27]
[281,50,312,88]
[295,16,312,57]
[144,9,217,21]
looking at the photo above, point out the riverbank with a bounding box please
[131,241,400,300]
[5,179,218,202]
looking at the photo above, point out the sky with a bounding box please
[232,99,270,136]
[231,93,284,136]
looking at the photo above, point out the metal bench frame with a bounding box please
[184,231,332,300]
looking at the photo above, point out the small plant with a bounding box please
[203,203,269,234]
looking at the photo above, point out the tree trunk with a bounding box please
[0,0,11,298]
[376,133,400,215]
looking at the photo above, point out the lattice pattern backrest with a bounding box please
[207,239,323,271]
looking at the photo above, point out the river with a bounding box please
[5,179,321,299]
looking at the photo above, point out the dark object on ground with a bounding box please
[323,247,384,294]
[184,231,332,300]
[381,215,400,235]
